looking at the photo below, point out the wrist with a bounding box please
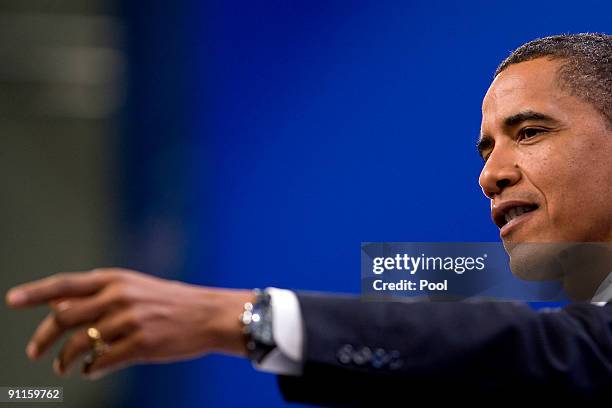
[203,287,256,357]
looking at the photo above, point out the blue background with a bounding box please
[117,1,611,406]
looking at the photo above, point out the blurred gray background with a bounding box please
[1,1,124,406]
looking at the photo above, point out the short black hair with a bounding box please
[495,33,612,126]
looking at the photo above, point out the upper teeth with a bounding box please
[504,206,532,224]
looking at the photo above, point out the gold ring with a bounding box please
[82,327,109,374]
[87,327,110,355]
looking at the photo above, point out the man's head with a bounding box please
[477,33,612,283]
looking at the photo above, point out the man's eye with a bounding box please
[518,127,545,141]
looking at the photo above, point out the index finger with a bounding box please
[5,271,113,308]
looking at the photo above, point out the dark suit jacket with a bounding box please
[277,292,612,406]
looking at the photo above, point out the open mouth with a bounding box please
[503,205,537,225]
[492,201,539,231]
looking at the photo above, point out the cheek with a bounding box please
[517,141,584,214]
[573,139,612,236]
[517,143,562,202]
[527,135,612,239]
[564,135,612,198]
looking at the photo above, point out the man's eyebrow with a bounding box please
[476,110,562,159]
[503,110,561,128]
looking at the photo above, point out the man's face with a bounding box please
[478,58,612,249]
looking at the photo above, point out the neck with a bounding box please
[558,243,612,302]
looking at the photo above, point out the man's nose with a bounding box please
[478,147,521,199]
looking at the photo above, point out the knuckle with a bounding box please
[53,310,73,329]
[125,309,142,327]
[90,268,108,277]
[92,268,121,280]
[110,283,134,303]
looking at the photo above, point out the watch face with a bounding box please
[254,323,274,345]
[251,301,275,346]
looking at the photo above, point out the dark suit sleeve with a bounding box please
[277,292,612,406]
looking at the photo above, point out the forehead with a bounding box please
[481,58,567,128]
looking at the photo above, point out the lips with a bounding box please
[491,200,539,236]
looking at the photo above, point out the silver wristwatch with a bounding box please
[240,288,276,363]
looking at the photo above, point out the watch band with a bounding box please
[240,288,276,363]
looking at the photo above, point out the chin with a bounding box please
[506,241,567,281]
